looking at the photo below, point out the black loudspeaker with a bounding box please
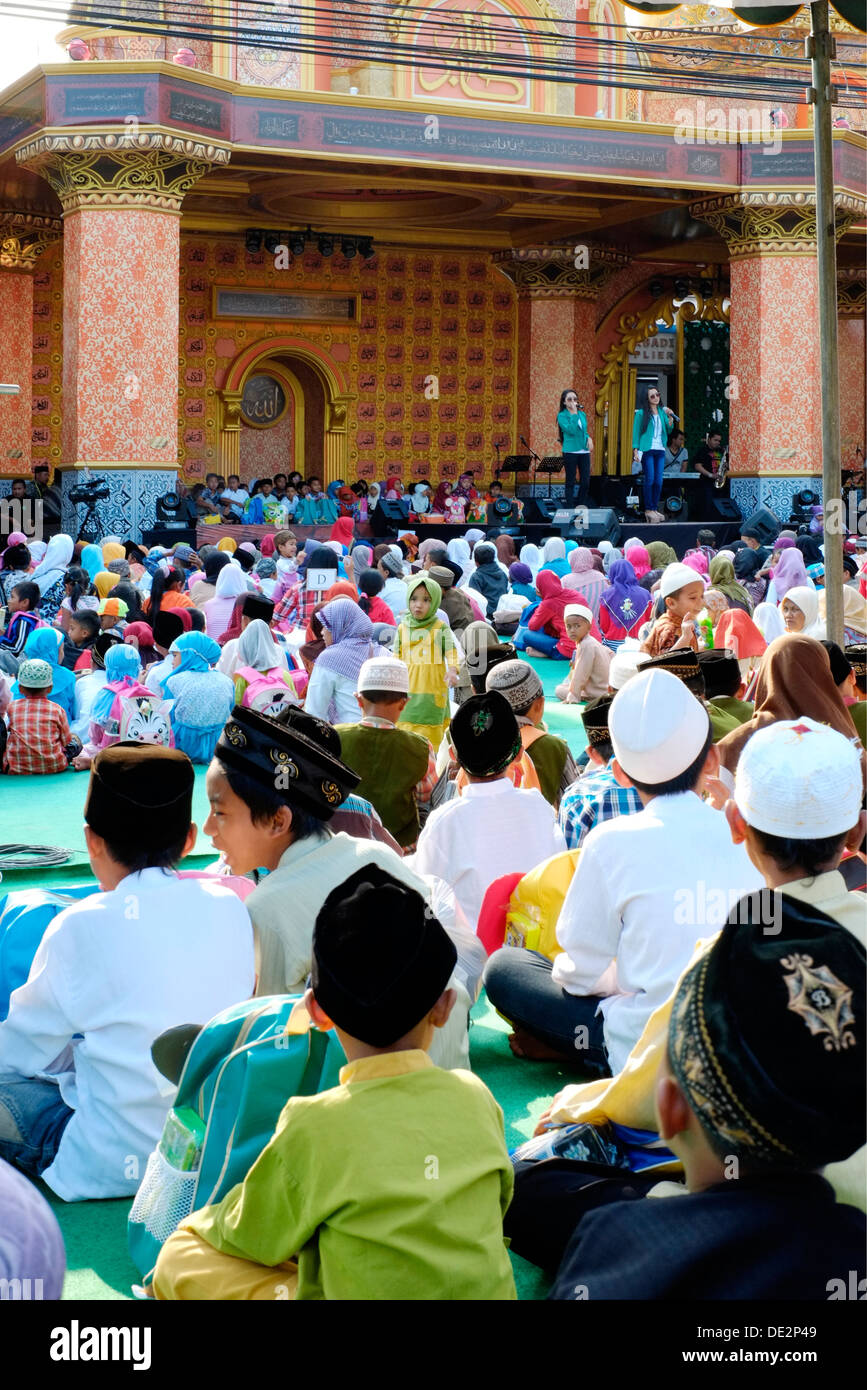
[572,507,622,546]
[372,498,412,529]
[710,496,743,524]
[523,496,560,523]
[741,505,780,544]
[599,476,629,513]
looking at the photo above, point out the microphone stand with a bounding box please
[521,435,542,505]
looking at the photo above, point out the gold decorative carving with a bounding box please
[16,132,231,214]
[690,192,865,258]
[838,268,866,317]
[0,211,63,270]
[495,242,631,300]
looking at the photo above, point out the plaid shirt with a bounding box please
[4,695,71,775]
[273,584,321,630]
[558,759,642,849]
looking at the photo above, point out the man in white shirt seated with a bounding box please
[411,691,566,932]
[484,668,763,1074]
[663,429,690,476]
[0,746,255,1201]
[219,473,250,523]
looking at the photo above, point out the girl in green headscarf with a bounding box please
[709,554,753,614]
[646,540,678,570]
[392,573,459,751]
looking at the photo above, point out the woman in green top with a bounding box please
[632,386,675,522]
[556,388,593,508]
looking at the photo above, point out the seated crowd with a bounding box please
[0,499,865,1302]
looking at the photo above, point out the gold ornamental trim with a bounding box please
[16,131,231,214]
[691,191,865,258]
[494,242,631,300]
[0,210,63,270]
[838,268,866,317]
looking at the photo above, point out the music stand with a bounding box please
[537,455,565,505]
[500,454,534,503]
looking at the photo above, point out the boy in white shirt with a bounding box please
[0,745,255,1200]
[219,474,250,523]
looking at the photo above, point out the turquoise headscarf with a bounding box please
[12,627,76,718]
[90,643,143,724]
[80,544,104,582]
[161,631,221,695]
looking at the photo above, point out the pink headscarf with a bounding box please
[683,550,709,580]
[623,542,650,580]
[773,549,809,602]
[562,546,609,618]
[0,531,27,568]
[259,534,276,559]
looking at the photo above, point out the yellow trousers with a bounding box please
[153,1225,298,1301]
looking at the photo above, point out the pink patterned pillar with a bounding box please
[838,271,866,462]
[0,213,61,472]
[16,135,230,469]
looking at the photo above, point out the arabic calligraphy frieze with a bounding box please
[63,86,148,120]
[215,288,357,322]
[168,89,225,133]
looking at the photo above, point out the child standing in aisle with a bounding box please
[393,574,459,752]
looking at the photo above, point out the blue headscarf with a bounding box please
[11,627,76,717]
[80,544,104,582]
[91,643,143,724]
[600,559,651,632]
[161,631,221,695]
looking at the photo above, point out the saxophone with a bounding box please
[715,446,729,489]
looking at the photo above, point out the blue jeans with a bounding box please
[641,449,666,513]
[0,1076,73,1179]
[513,627,567,659]
[484,948,610,1075]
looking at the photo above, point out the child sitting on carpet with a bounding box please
[3,658,79,775]
[0,581,43,675]
[641,563,704,657]
[0,745,255,1201]
[64,608,101,672]
[152,866,516,1301]
[554,605,611,703]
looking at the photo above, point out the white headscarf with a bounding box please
[236,618,287,672]
[215,563,249,598]
[784,585,823,638]
[752,601,786,644]
[31,533,74,594]
[446,537,473,585]
[519,543,542,578]
[542,536,566,562]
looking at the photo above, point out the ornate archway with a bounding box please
[595,288,731,474]
[219,336,354,484]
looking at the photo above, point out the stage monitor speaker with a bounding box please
[742,505,781,545]
[573,507,622,546]
[372,498,412,530]
[710,496,743,524]
[523,496,559,523]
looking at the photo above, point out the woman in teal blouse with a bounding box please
[556,389,593,508]
[632,386,675,521]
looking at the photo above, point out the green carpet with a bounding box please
[6,652,583,1300]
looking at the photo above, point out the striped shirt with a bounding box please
[0,611,42,658]
[558,761,642,850]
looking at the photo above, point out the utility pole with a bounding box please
[808,0,843,644]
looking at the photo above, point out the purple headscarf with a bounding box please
[316,597,374,681]
[0,1156,66,1298]
[600,559,651,632]
[509,562,534,586]
[772,549,809,602]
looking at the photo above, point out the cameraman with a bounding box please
[29,463,62,538]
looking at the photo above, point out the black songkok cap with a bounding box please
[451,690,522,777]
[152,610,185,649]
[845,644,866,685]
[468,640,518,694]
[819,640,853,689]
[669,895,866,1171]
[85,744,194,842]
[581,695,614,746]
[216,704,360,820]
[241,593,275,624]
[697,647,741,699]
[641,647,705,699]
[91,631,122,671]
[312,865,457,1047]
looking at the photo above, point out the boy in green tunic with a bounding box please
[154,867,517,1301]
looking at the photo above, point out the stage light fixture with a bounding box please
[244,229,262,253]
[318,233,335,257]
[263,231,282,255]
[793,488,819,508]
[341,236,358,259]
[664,494,685,518]
[358,236,375,260]
[648,278,664,298]
[289,229,307,256]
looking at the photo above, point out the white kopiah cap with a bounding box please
[734,717,863,839]
[563,604,593,623]
[659,562,704,600]
[608,641,650,690]
[609,668,710,783]
[357,656,409,696]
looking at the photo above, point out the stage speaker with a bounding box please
[710,496,743,524]
[741,505,780,544]
[372,498,412,530]
[523,496,560,523]
[572,507,622,546]
[598,476,629,513]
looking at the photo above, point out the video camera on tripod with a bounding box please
[69,476,111,542]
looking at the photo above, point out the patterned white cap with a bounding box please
[608,641,650,690]
[563,604,593,623]
[610,668,710,782]
[357,656,409,696]
[734,718,863,838]
[659,562,704,600]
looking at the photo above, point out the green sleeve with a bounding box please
[233,676,246,704]
[632,410,641,450]
[184,1101,324,1266]
[392,624,404,663]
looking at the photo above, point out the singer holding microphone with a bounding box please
[632,386,675,523]
[555,389,593,508]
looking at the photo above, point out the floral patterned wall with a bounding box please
[177,236,517,487]
[30,241,64,476]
